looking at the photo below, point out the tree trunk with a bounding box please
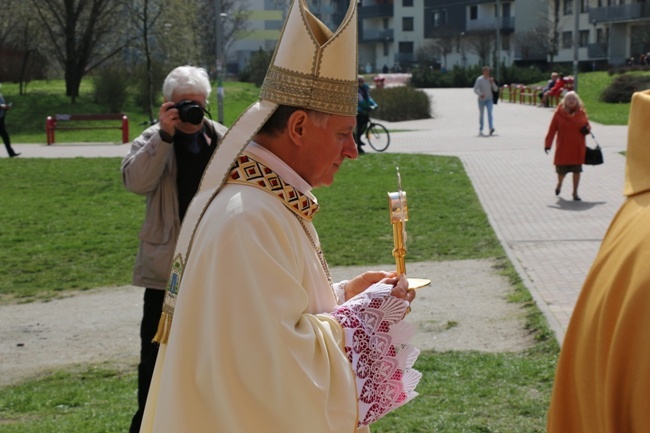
[65,66,83,103]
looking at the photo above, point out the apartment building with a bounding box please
[359,0,650,72]
[227,0,650,74]
[226,0,348,73]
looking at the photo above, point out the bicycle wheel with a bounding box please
[365,122,390,152]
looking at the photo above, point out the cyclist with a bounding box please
[355,75,378,154]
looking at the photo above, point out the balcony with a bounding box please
[394,53,415,64]
[590,3,650,24]
[358,4,393,19]
[588,43,608,59]
[466,16,515,32]
[360,28,394,43]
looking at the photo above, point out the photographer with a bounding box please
[120,65,227,433]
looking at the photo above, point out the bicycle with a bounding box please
[362,120,390,152]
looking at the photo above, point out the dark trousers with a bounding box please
[129,288,165,433]
[355,112,370,148]
[0,117,16,157]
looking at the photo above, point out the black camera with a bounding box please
[173,100,205,125]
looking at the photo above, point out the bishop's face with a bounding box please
[300,114,358,188]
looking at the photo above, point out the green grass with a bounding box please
[527,71,642,125]
[0,367,135,433]
[0,153,558,432]
[0,158,141,301]
[0,348,558,433]
[0,78,561,432]
[572,71,633,125]
[1,79,260,143]
[0,154,501,302]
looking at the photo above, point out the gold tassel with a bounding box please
[152,311,172,344]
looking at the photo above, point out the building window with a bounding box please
[502,2,511,17]
[383,41,389,56]
[403,17,414,31]
[596,28,606,44]
[579,30,589,47]
[564,0,573,15]
[470,5,478,20]
[562,31,573,49]
[581,0,589,13]
[399,41,414,54]
[403,0,414,6]
[383,18,389,29]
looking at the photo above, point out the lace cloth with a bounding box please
[329,283,421,427]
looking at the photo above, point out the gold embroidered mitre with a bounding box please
[260,0,358,116]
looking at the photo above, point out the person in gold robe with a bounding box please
[547,90,650,432]
[139,1,421,432]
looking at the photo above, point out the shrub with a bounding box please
[499,64,547,86]
[239,48,273,87]
[409,64,547,88]
[410,64,481,88]
[371,86,432,121]
[600,73,650,103]
[92,67,129,112]
[133,62,166,113]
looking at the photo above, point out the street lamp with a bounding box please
[460,32,467,68]
[215,0,226,124]
[495,0,501,81]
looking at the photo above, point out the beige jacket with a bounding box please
[121,120,227,290]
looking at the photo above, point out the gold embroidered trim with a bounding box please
[260,67,357,116]
[227,154,319,221]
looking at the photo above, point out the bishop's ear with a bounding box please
[286,109,310,146]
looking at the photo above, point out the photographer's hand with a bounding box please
[158,101,180,137]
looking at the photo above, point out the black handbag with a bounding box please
[584,131,604,165]
[585,145,603,165]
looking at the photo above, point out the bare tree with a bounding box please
[466,31,495,66]
[427,25,457,69]
[122,0,164,123]
[29,0,126,102]
[0,0,48,93]
[196,0,253,71]
[513,29,547,62]
[416,41,440,68]
[543,0,561,68]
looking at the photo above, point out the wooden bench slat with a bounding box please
[54,114,125,121]
[46,113,129,145]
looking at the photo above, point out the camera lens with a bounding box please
[175,100,204,125]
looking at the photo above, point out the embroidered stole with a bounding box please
[154,153,320,344]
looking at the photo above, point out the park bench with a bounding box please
[45,113,129,145]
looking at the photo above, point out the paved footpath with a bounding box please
[7,88,629,344]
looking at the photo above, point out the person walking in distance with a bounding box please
[0,83,19,158]
[544,91,590,201]
[354,75,377,154]
[120,65,227,433]
[473,66,498,136]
